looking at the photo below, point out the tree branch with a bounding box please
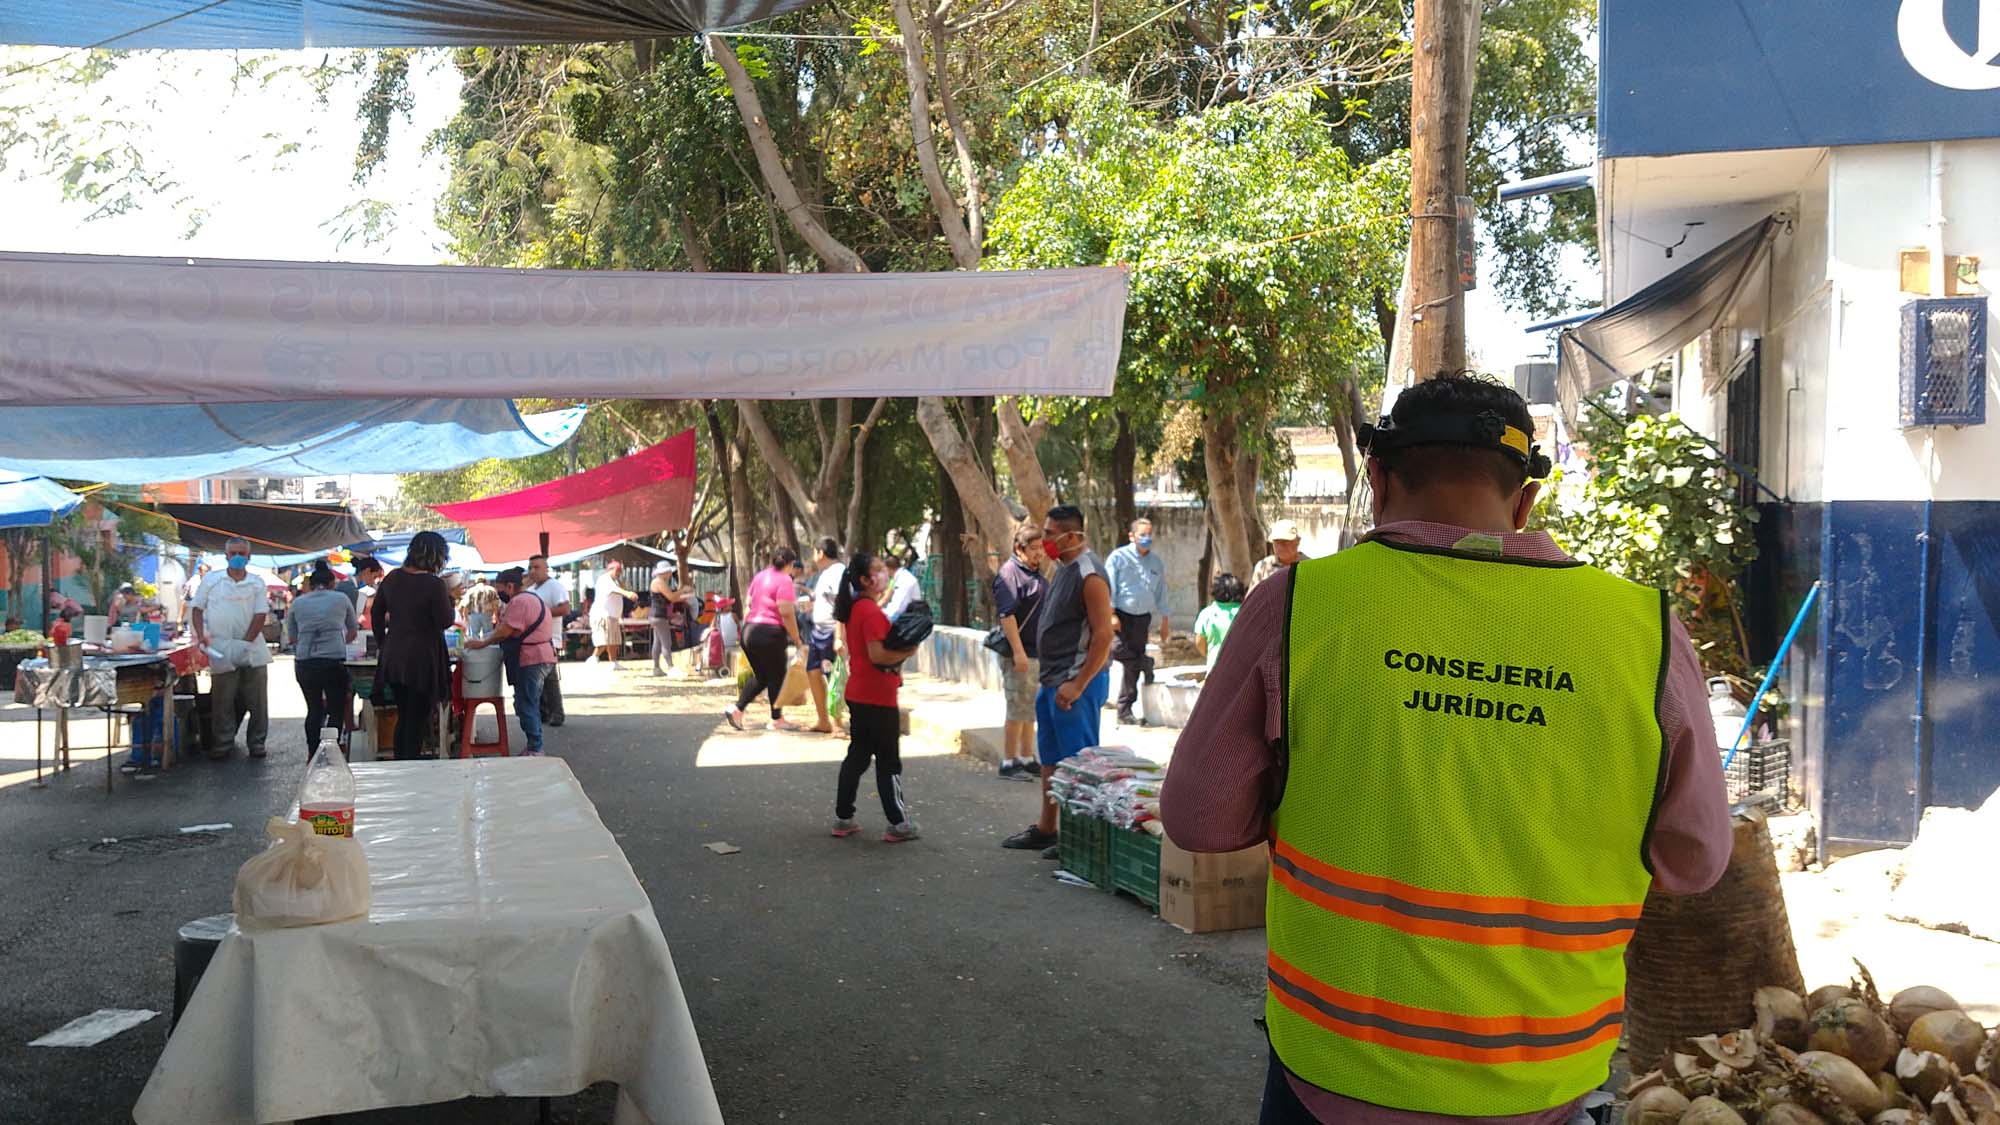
[995,398,1052,526]
[737,399,826,535]
[707,34,867,273]
[844,396,890,550]
[928,9,985,252]
[890,0,979,270]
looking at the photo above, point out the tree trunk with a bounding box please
[675,206,710,273]
[770,477,801,556]
[1201,407,1260,579]
[927,7,984,252]
[727,408,759,596]
[843,397,890,552]
[708,35,866,274]
[736,399,850,545]
[1112,410,1137,537]
[937,469,967,626]
[1407,0,1481,381]
[1196,519,1214,608]
[891,0,980,270]
[994,399,1052,527]
[915,396,1017,568]
[1382,253,1414,410]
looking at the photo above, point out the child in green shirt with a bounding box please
[1193,573,1246,670]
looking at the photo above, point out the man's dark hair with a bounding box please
[495,567,526,587]
[1210,573,1246,604]
[817,537,841,561]
[1375,372,1536,497]
[528,553,547,566]
[1047,504,1085,532]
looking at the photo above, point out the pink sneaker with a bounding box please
[830,818,861,837]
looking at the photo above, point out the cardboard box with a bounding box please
[1158,838,1269,934]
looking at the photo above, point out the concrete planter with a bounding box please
[1138,665,1205,729]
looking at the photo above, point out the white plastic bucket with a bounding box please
[460,645,505,699]
[83,614,109,644]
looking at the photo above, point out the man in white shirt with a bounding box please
[190,537,273,760]
[527,554,570,725]
[805,537,846,733]
[587,559,637,668]
[882,552,921,622]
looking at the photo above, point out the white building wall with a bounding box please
[1763,154,1833,503]
[1819,141,2000,502]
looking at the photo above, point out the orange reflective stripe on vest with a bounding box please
[1270,839,1643,953]
[1267,951,1626,1065]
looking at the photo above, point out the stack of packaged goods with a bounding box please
[1049,748,1164,830]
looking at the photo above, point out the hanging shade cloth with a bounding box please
[0,253,1127,406]
[1558,216,1780,418]
[0,1,827,48]
[162,501,370,554]
[365,528,489,572]
[0,469,83,528]
[0,400,583,484]
[432,430,697,561]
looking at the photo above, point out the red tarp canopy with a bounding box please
[431,429,697,561]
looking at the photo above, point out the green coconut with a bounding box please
[1681,1095,1748,1125]
[1889,987,1964,1036]
[1799,1050,1892,1117]
[1625,1086,1691,1125]
[1812,996,1901,1074]
[1811,984,1856,1016]
[1908,1010,1986,1074]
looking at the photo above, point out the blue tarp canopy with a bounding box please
[0,401,583,484]
[0,1,824,49]
[0,469,83,529]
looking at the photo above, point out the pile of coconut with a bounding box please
[1624,963,1997,1124]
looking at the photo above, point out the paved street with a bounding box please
[0,660,1270,1124]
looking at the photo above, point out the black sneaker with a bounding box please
[1007,762,1041,782]
[1001,826,1059,850]
[1040,844,1062,860]
[1116,710,1139,726]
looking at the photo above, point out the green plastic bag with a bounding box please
[827,653,849,724]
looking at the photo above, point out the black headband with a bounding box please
[1357,409,1553,480]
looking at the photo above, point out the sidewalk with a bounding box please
[899,674,1185,767]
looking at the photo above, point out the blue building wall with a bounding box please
[1814,501,2000,850]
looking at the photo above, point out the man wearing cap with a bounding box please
[465,567,557,756]
[1249,519,1312,592]
[1160,373,1732,1123]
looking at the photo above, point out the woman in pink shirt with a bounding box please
[725,547,805,731]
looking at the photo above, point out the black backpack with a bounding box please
[877,599,934,670]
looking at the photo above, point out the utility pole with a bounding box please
[1407,0,1482,382]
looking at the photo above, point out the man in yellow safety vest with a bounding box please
[1161,373,1733,1123]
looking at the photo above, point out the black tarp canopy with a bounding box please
[1558,216,1780,419]
[162,500,370,554]
[0,1,822,49]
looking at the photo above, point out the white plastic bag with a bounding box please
[203,644,236,676]
[232,816,371,929]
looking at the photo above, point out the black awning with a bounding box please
[161,501,370,555]
[1558,216,1779,417]
[0,1,825,48]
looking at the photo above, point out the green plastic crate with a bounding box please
[1109,828,1161,910]
[1058,808,1110,888]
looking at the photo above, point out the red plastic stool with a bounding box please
[457,697,509,758]
[451,663,509,758]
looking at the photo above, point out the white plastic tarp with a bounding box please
[135,758,721,1125]
[0,252,1128,405]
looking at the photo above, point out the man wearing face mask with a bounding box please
[1161,375,1731,1123]
[191,537,274,760]
[1103,518,1168,726]
[1000,505,1116,855]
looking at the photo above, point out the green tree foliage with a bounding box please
[989,79,1408,575]
[1545,408,1760,674]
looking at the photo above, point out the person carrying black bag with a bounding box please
[466,567,557,756]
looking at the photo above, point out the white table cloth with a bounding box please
[134,758,722,1125]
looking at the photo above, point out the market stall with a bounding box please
[12,644,206,788]
[135,757,723,1125]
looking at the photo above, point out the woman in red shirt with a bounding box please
[829,553,920,843]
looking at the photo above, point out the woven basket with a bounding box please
[1622,808,1806,1067]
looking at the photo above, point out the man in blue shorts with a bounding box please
[1001,504,1115,857]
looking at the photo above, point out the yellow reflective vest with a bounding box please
[1270,539,1668,1115]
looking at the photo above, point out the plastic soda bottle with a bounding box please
[298,729,357,838]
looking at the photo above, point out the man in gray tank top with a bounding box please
[1001,504,1115,855]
